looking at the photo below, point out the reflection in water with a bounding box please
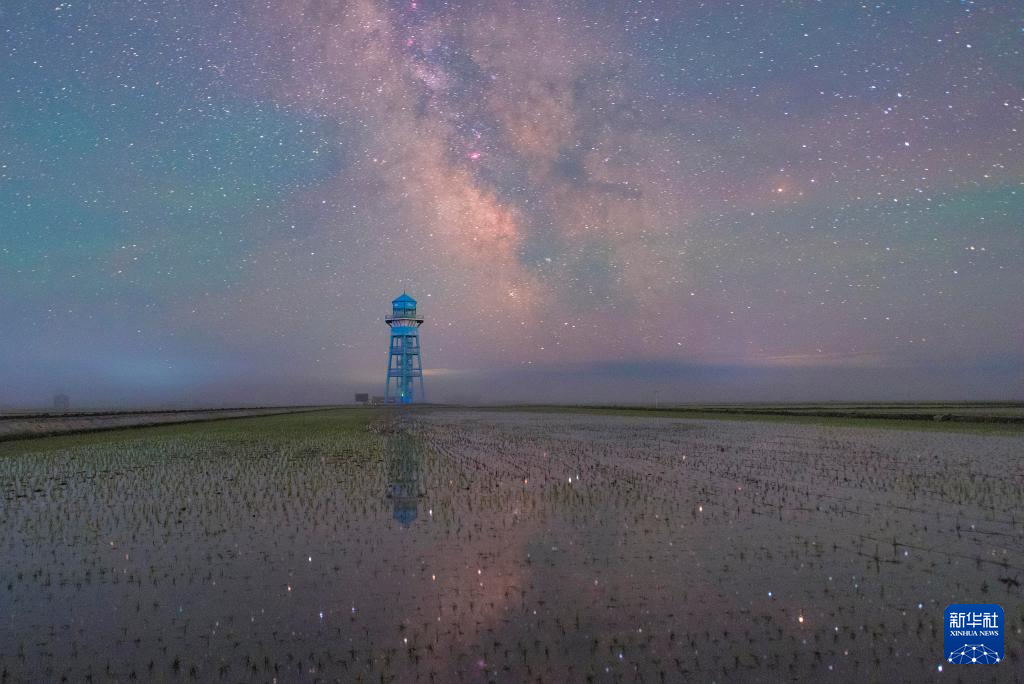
[3,410,1020,682]
[385,426,425,526]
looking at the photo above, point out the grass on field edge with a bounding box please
[0,408,380,457]
[2,404,1021,459]
[452,404,1024,435]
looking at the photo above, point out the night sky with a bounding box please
[1,0,1021,407]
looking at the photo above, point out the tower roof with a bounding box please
[393,293,416,305]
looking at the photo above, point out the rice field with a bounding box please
[1,408,1022,682]
[0,407,327,441]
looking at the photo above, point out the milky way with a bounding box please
[1,0,1021,405]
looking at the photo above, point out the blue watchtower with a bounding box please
[385,293,425,404]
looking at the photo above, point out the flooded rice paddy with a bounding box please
[0,408,323,441]
[1,408,1022,682]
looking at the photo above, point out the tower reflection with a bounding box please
[385,425,424,527]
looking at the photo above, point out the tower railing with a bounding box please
[385,312,423,324]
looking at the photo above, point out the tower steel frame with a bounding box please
[384,293,425,404]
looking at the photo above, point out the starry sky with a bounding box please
[1,0,1021,407]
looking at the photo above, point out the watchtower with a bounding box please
[384,293,425,403]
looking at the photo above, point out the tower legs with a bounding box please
[385,331,424,403]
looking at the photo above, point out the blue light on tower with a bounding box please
[384,293,425,404]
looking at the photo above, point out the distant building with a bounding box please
[371,395,386,405]
[355,393,369,404]
[53,393,70,411]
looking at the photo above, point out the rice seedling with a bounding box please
[1,408,1020,680]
